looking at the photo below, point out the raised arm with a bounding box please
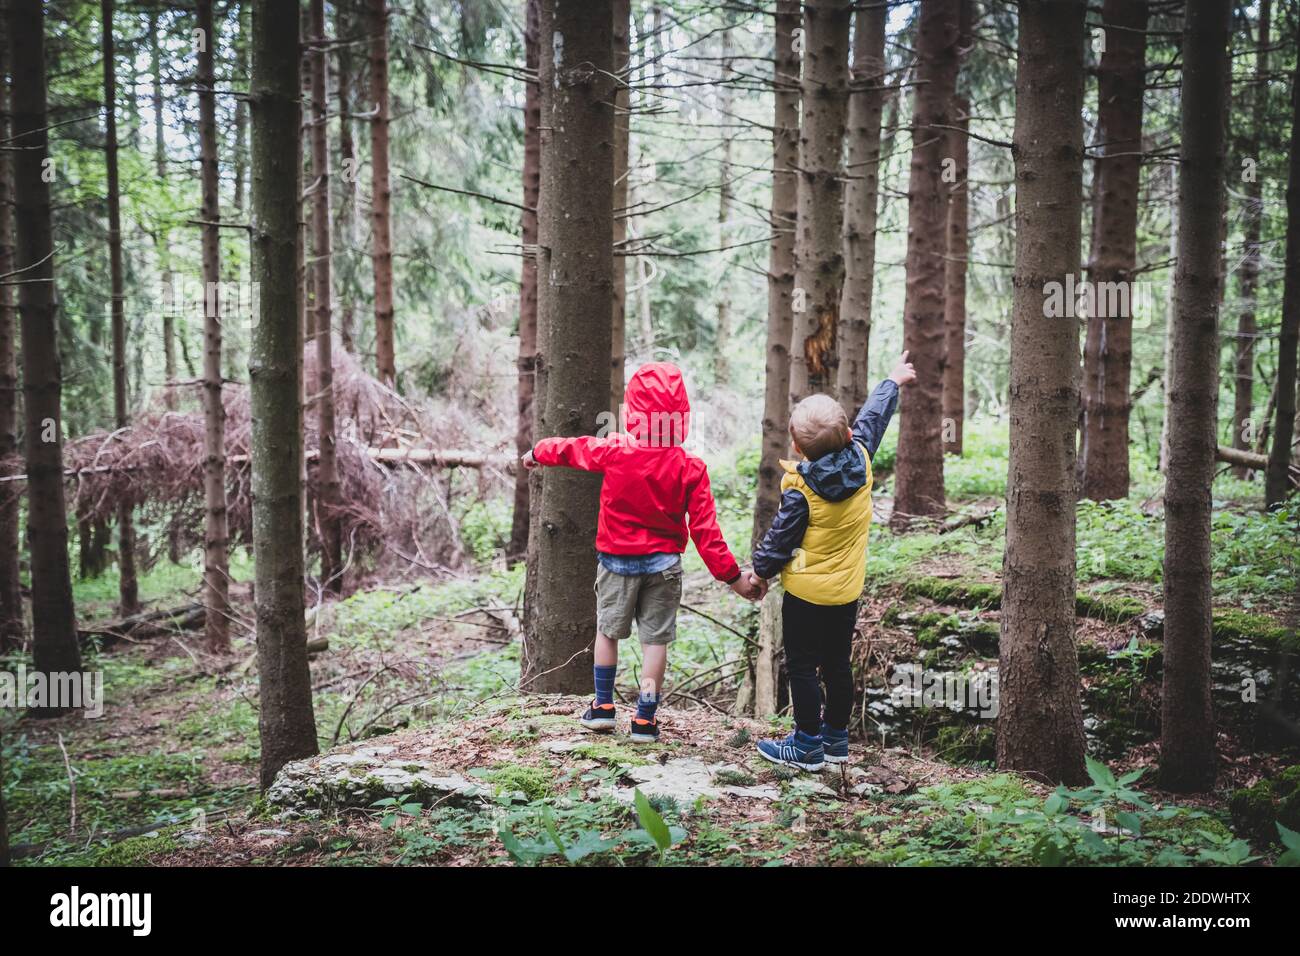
[851,351,916,458]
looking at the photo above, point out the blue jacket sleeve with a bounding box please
[752,489,809,580]
[851,379,900,459]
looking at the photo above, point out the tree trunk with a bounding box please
[522,0,614,695]
[836,0,886,420]
[102,0,140,618]
[752,0,800,550]
[996,0,1088,787]
[1079,0,1147,499]
[1160,0,1231,793]
[611,0,630,408]
[509,0,541,563]
[892,0,960,527]
[788,0,850,405]
[1232,0,1270,474]
[1266,57,1300,509]
[196,0,232,651]
[250,0,318,788]
[150,4,165,179]
[0,0,24,653]
[309,0,342,594]
[234,1,248,215]
[11,0,83,700]
[367,0,395,386]
[941,95,969,455]
[335,0,356,355]
[713,21,734,388]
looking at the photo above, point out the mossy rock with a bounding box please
[570,741,650,769]
[1075,592,1145,623]
[933,723,995,764]
[1143,811,1233,843]
[96,828,181,866]
[1228,766,1300,845]
[1211,609,1296,652]
[480,763,553,802]
[712,769,757,787]
[902,577,1002,610]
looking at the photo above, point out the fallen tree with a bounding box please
[1215,444,1299,487]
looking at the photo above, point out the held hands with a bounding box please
[729,568,769,602]
[520,449,539,470]
[889,350,917,387]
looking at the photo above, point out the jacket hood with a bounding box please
[624,362,691,446]
[796,443,867,502]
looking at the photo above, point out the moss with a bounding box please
[933,724,995,764]
[726,727,752,749]
[1227,769,1300,845]
[1075,592,1145,623]
[96,828,181,866]
[570,741,649,769]
[713,769,757,787]
[483,763,553,802]
[1212,609,1296,651]
[1076,640,1109,665]
[902,577,1002,610]
[1144,811,1233,843]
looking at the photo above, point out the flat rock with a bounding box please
[610,758,780,803]
[266,749,488,817]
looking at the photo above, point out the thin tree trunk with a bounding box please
[150,4,165,179]
[234,1,248,216]
[335,0,356,355]
[836,0,886,420]
[996,0,1088,787]
[611,0,630,408]
[11,0,83,699]
[1079,0,1147,499]
[892,0,960,527]
[1232,0,1270,473]
[752,0,800,550]
[0,0,24,653]
[102,0,140,618]
[368,0,395,386]
[509,0,541,563]
[941,94,969,455]
[788,0,851,405]
[196,0,231,651]
[150,7,176,411]
[310,0,342,594]
[714,21,734,388]
[1266,58,1300,508]
[1160,0,1231,793]
[522,0,614,695]
[250,0,318,789]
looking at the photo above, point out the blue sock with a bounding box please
[594,665,616,706]
[636,690,659,722]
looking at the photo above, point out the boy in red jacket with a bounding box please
[522,362,759,742]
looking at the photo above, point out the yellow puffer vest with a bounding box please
[778,442,873,606]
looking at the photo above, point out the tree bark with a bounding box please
[0,0,23,653]
[836,0,886,420]
[996,0,1088,787]
[250,0,318,788]
[102,0,140,617]
[522,0,614,695]
[892,0,960,526]
[752,0,800,550]
[234,1,248,215]
[150,3,165,179]
[335,0,356,355]
[1079,0,1147,499]
[1160,0,1231,793]
[611,0,630,408]
[509,0,541,563]
[788,0,851,405]
[941,95,969,455]
[367,0,395,386]
[11,0,83,699]
[1232,0,1270,474]
[310,0,342,594]
[1266,57,1300,509]
[196,0,231,651]
[713,21,735,388]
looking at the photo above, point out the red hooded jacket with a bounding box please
[532,363,741,583]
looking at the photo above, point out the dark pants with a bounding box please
[782,591,858,735]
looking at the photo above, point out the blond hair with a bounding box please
[789,394,849,460]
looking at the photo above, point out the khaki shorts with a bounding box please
[595,560,683,645]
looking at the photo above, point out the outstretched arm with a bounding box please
[851,351,915,458]
[524,435,617,473]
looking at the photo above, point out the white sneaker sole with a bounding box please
[823,753,849,764]
[580,718,616,732]
[757,747,824,772]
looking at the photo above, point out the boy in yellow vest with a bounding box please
[748,352,916,770]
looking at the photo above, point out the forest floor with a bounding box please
[3,428,1298,866]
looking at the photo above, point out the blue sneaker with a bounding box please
[756,730,824,772]
[821,725,849,764]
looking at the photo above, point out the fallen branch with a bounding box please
[1215,444,1300,486]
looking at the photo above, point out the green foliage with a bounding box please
[474,763,554,803]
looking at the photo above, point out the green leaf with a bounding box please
[1084,756,1117,790]
[1115,811,1142,836]
[634,789,672,853]
[1278,823,1300,852]
[563,830,616,862]
[541,805,567,854]
[1044,792,1067,816]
